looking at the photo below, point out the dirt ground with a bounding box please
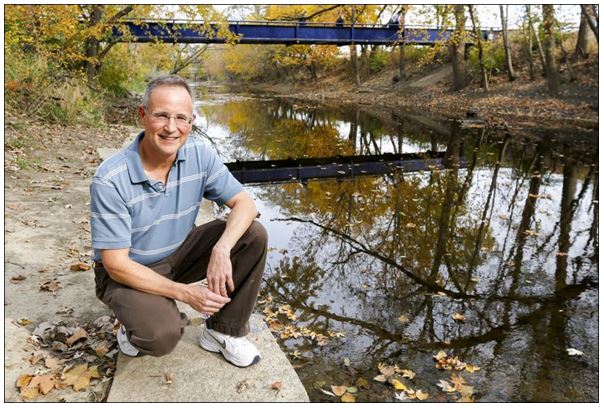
[4,115,136,401]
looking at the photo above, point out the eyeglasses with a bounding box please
[148,111,195,127]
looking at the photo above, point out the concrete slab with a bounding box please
[107,313,309,402]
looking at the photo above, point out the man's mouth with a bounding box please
[159,135,179,142]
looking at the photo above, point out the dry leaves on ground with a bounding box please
[16,316,119,400]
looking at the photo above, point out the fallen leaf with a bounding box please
[341,393,356,402]
[66,328,87,346]
[331,385,348,396]
[394,391,410,401]
[343,357,351,367]
[70,262,91,272]
[44,357,59,370]
[16,374,33,389]
[313,380,326,390]
[450,373,466,390]
[236,379,251,393]
[346,386,358,394]
[29,353,45,365]
[20,385,39,400]
[457,395,475,402]
[11,275,27,282]
[458,384,474,398]
[391,379,407,391]
[378,362,396,376]
[271,381,282,391]
[416,389,429,400]
[40,280,61,294]
[566,348,584,356]
[95,344,109,357]
[62,364,92,391]
[164,372,173,384]
[17,318,33,326]
[452,313,466,322]
[36,374,56,395]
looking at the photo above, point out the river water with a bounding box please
[191,84,598,402]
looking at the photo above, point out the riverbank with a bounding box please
[244,58,598,137]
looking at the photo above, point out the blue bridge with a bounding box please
[114,20,497,46]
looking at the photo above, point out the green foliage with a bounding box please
[368,49,388,73]
[468,40,506,76]
[39,81,105,126]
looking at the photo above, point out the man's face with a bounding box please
[139,85,194,160]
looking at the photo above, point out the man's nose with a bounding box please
[165,116,178,132]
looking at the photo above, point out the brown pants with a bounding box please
[94,219,268,357]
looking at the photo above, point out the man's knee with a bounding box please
[247,221,268,249]
[130,322,183,357]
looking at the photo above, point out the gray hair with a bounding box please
[142,74,193,109]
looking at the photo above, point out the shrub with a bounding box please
[468,40,506,77]
[368,49,388,73]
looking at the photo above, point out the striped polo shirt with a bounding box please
[90,131,243,265]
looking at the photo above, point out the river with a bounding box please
[191,83,598,402]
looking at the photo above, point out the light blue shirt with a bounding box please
[90,132,243,265]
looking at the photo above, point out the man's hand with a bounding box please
[206,244,235,298]
[185,284,231,315]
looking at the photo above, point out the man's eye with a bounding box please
[155,113,169,120]
[176,115,188,122]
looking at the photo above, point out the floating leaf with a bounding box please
[378,362,396,377]
[450,373,466,390]
[458,384,474,397]
[394,391,409,401]
[331,385,347,396]
[465,364,481,373]
[391,379,407,391]
[397,315,410,324]
[433,350,447,361]
[319,388,336,397]
[346,386,358,394]
[373,374,387,383]
[416,389,429,400]
[313,380,326,390]
[566,348,584,356]
[437,379,456,393]
[400,369,416,379]
[452,313,466,322]
[343,357,351,367]
[355,377,369,389]
[341,393,356,403]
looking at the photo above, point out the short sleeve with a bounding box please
[202,148,243,206]
[90,178,132,249]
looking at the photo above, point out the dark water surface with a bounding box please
[192,84,599,402]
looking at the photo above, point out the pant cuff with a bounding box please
[205,320,250,337]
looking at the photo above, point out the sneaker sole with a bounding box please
[199,330,261,368]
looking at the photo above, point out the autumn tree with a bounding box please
[580,4,599,43]
[468,5,488,91]
[499,5,516,81]
[542,5,560,95]
[449,5,467,91]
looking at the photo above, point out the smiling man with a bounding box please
[90,75,267,367]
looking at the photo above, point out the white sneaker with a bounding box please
[117,325,140,357]
[199,327,261,367]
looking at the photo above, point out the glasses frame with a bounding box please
[146,109,196,127]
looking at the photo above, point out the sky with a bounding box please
[217,4,582,30]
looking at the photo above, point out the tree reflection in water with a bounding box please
[203,96,597,402]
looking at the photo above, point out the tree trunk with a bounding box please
[575,7,591,57]
[84,5,103,82]
[581,4,599,42]
[350,7,360,86]
[398,6,407,79]
[449,5,467,91]
[542,5,560,95]
[525,6,536,79]
[500,5,516,81]
[527,5,547,75]
[468,6,488,91]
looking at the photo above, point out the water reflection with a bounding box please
[202,92,598,402]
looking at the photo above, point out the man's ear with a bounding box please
[138,106,146,120]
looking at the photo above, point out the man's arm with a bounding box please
[101,248,230,315]
[206,190,258,297]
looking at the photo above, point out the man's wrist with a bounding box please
[212,241,232,254]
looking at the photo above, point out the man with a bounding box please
[90,74,267,367]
